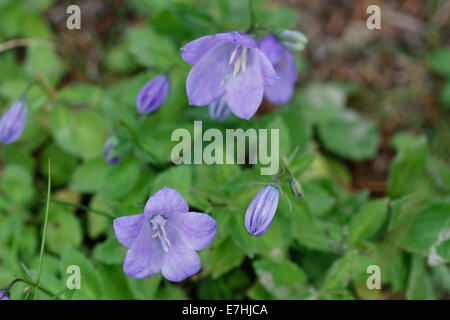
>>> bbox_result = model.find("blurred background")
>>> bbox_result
[0,0,449,300]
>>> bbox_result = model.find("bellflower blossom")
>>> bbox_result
[258,34,298,105]
[136,75,170,114]
[245,185,280,237]
[209,96,231,121]
[181,30,278,120]
[0,95,27,144]
[114,187,217,282]
[0,290,9,300]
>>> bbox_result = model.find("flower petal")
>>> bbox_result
[123,221,164,278]
[257,49,279,86]
[225,48,264,120]
[181,33,230,64]
[223,30,257,48]
[264,51,297,105]
[171,212,217,251]
[258,34,284,65]
[186,43,234,106]
[113,213,145,248]
[161,225,201,282]
[144,187,189,215]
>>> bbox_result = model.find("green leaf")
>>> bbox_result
[388,133,428,198]
[229,214,255,257]
[56,84,102,106]
[100,158,141,200]
[318,110,379,160]
[348,198,389,244]
[70,158,110,193]
[40,143,78,186]
[127,274,162,300]
[207,237,245,279]
[93,236,127,265]
[253,259,307,299]
[25,46,65,86]
[60,246,103,300]
[406,255,434,300]
[0,164,34,204]
[152,165,192,198]
[427,49,450,78]
[45,206,82,255]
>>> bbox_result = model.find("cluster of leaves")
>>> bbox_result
[0,0,449,300]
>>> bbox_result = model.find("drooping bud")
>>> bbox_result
[136,75,170,114]
[275,29,308,52]
[0,95,27,144]
[209,96,231,121]
[103,134,121,165]
[245,185,280,237]
[289,176,304,200]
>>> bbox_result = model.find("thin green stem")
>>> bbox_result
[248,0,256,28]
[34,159,51,300]
[51,199,115,220]
[120,120,161,165]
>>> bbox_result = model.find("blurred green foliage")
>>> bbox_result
[0,0,449,300]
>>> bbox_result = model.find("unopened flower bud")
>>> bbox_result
[289,176,304,200]
[0,95,27,144]
[276,29,308,52]
[245,185,280,237]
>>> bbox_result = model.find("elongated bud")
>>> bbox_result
[289,176,304,200]
[276,29,308,52]
[245,185,280,237]
[136,75,170,114]
[0,94,27,144]
[103,135,121,165]
[209,96,231,121]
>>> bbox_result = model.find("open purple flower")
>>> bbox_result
[245,185,280,237]
[258,34,297,105]
[0,95,27,144]
[136,75,170,114]
[181,31,278,120]
[0,290,9,300]
[114,187,217,282]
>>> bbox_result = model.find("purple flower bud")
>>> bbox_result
[103,143,121,164]
[0,290,10,300]
[0,96,27,144]
[136,75,170,114]
[245,185,280,237]
[209,96,231,121]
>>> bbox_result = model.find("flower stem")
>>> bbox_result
[50,199,115,220]
[34,159,51,300]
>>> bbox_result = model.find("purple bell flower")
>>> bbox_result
[0,95,27,144]
[258,34,298,105]
[209,96,231,121]
[0,290,9,300]
[114,187,217,282]
[136,75,170,114]
[245,185,280,237]
[181,30,279,120]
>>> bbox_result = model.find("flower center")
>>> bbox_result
[221,45,248,86]
[150,215,171,252]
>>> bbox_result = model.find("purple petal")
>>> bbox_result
[171,211,217,251]
[123,221,164,278]
[144,187,189,215]
[223,30,257,48]
[161,225,201,282]
[209,96,231,121]
[0,290,9,300]
[258,34,285,65]
[264,50,297,104]
[257,49,279,87]
[113,213,145,248]
[186,43,234,106]
[0,99,27,144]
[181,33,230,64]
[225,48,264,120]
[136,75,170,114]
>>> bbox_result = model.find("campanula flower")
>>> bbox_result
[209,96,231,121]
[136,75,170,114]
[258,34,298,105]
[103,135,121,164]
[245,185,280,237]
[114,187,217,282]
[0,95,27,144]
[181,30,278,120]
[0,290,9,300]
